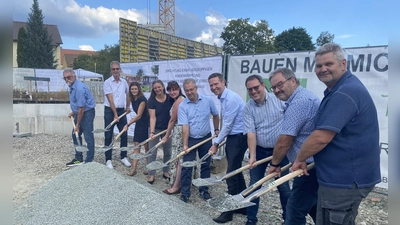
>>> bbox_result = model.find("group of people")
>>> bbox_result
[63,43,381,225]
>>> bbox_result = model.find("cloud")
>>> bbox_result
[193,9,228,46]
[79,45,95,51]
[337,34,354,39]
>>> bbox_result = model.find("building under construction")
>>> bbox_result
[119,17,223,63]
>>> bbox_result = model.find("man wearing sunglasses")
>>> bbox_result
[64,68,96,167]
[267,68,320,225]
[103,61,131,169]
[243,75,291,225]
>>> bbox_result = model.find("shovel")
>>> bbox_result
[92,111,128,133]
[126,129,167,154]
[145,134,217,171]
[129,133,172,160]
[70,116,89,152]
[192,156,273,187]
[96,129,127,152]
[207,163,315,212]
[181,140,227,168]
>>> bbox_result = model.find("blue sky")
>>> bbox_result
[13,0,396,51]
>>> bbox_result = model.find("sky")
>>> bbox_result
[13,0,397,51]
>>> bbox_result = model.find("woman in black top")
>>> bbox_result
[123,82,150,176]
[147,80,174,184]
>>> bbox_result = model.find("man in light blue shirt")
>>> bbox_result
[267,68,320,225]
[64,68,96,167]
[178,78,219,203]
[243,74,291,225]
[208,73,248,223]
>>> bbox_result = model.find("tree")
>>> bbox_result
[316,31,335,47]
[151,65,159,76]
[72,43,120,80]
[17,27,27,68]
[274,27,315,52]
[24,0,56,68]
[220,18,275,55]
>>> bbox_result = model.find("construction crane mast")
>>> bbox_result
[158,0,175,35]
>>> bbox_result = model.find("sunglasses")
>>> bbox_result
[246,84,261,92]
[112,68,120,71]
[63,75,73,80]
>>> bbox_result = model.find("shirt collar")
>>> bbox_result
[324,70,352,96]
[286,85,303,105]
[218,88,228,100]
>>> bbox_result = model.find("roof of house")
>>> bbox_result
[13,21,63,46]
[61,49,98,68]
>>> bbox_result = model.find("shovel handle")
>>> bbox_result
[105,111,128,129]
[133,129,168,150]
[249,163,315,201]
[241,163,292,197]
[220,156,273,181]
[70,116,79,137]
[148,133,173,153]
[168,134,217,164]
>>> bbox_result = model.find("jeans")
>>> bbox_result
[148,128,172,176]
[247,146,291,222]
[316,183,373,225]
[72,108,95,163]
[285,165,318,225]
[180,133,212,198]
[225,134,248,195]
[104,106,127,161]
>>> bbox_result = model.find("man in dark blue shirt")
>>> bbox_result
[292,43,381,225]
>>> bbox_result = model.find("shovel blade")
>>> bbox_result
[206,194,255,212]
[129,153,149,160]
[119,147,129,151]
[145,161,167,171]
[75,145,89,152]
[180,160,206,168]
[96,146,112,152]
[192,177,223,187]
[92,128,108,133]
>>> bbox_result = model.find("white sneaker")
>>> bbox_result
[120,157,131,167]
[106,160,114,169]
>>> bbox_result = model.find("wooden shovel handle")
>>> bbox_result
[251,163,315,200]
[148,133,173,152]
[220,156,273,180]
[70,116,79,137]
[133,129,167,150]
[242,163,292,197]
[105,111,128,129]
[173,134,217,160]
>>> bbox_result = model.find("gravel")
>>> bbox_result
[13,134,388,225]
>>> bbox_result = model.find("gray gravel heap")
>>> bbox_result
[14,162,216,225]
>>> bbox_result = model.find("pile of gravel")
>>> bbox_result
[14,162,216,225]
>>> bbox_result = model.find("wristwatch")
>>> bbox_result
[213,142,219,147]
[214,128,219,132]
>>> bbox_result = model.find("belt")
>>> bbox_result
[228,133,244,137]
[105,106,125,110]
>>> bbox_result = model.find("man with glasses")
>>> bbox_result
[267,68,320,225]
[63,68,96,167]
[208,73,248,223]
[103,61,131,169]
[292,43,380,225]
[243,75,291,225]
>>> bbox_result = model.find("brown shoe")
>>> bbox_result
[143,170,148,175]
[127,170,137,176]
[162,188,181,195]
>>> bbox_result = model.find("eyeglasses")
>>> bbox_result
[112,68,120,71]
[246,84,262,92]
[270,77,293,92]
[63,75,73,81]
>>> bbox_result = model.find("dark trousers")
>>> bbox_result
[225,133,248,195]
[72,108,95,163]
[180,133,212,198]
[104,106,127,161]
[247,146,292,222]
[316,183,373,225]
[285,165,318,225]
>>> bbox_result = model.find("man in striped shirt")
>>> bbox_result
[243,74,291,225]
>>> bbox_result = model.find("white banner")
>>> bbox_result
[227,46,388,188]
[120,56,223,139]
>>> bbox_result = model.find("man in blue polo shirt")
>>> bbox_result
[292,43,381,225]
[64,68,96,166]
[178,78,220,203]
[267,68,320,225]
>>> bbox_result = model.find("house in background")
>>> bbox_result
[13,21,63,69]
[60,49,98,69]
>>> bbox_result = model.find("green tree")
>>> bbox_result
[220,18,275,54]
[151,65,159,76]
[72,54,95,71]
[274,27,315,52]
[17,27,27,68]
[316,31,335,47]
[25,0,56,68]
[136,69,144,81]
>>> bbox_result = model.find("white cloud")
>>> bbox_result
[337,34,354,39]
[79,45,95,51]
[194,9,228,46]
